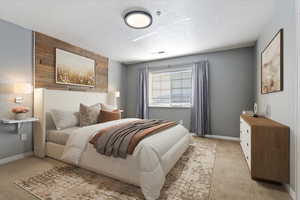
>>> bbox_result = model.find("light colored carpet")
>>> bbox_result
[15,138,216,200]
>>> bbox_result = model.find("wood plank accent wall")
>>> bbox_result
[34,32,108,92]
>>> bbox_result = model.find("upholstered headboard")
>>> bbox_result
[33,88,108,157]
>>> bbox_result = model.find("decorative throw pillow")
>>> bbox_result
[98,110,121,123]
[79,103,101,127]
[50,109,79,130]
[100,103,115,112]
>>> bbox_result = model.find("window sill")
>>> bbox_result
[148,106,191,109]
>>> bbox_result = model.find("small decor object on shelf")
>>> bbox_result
[12,106,30,120]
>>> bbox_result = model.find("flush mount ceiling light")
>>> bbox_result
[124,10,152,29]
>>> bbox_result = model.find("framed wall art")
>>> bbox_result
[261,29,283,94]
[56,48,96,87]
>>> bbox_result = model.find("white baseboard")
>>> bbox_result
[204,134,240,141]
[0,152,33,166]
[284,184,296,200]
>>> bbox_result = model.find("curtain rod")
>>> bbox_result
[146,58,208,70]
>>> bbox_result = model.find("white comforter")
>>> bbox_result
[62,118,191,200]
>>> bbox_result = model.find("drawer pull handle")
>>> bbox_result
[247,143,249,146]
[247,130,249,133]
[246,156,248,160]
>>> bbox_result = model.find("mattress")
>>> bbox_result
[47,127,79,145]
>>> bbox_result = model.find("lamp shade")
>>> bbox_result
[14,83,32,94]
[115,91,120,98]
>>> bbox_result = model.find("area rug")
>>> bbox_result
[15,138,216,200]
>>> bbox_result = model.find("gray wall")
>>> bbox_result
[0,19,33,159]
[126,47,255,138]
[0,20,128,160]
[255,0,296,190]
[108,60,127,116]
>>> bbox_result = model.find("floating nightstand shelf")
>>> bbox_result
[0,118,38,134]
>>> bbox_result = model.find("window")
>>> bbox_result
[149,69,192,107]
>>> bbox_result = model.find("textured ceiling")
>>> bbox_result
[0,0,274,64]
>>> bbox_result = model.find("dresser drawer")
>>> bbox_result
[240,117,251,169]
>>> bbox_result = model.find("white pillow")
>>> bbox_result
[100,103,115,112]
[50,109,79,130]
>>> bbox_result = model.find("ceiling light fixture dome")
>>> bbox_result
[124,10,152,29]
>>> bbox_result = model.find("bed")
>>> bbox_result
[33,88,191,200]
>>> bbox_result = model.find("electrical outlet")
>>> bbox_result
[20,134,27,141]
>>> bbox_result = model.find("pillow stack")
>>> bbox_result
[50,109,79,130]
[79,103,101,127]
[99,103,121,123]
[50,103,121,130]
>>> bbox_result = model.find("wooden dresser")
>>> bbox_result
[240,114,290,183]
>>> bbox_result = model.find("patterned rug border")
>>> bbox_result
[15,138,217,200]
[206,142,217,199]
[189,139,217,200]
[16,180,47,200]
[15,164,72,200]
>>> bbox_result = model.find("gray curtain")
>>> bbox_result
[190,61,210,136]
[136,68,149,119]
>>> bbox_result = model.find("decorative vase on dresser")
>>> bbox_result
[240,114,290,183]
